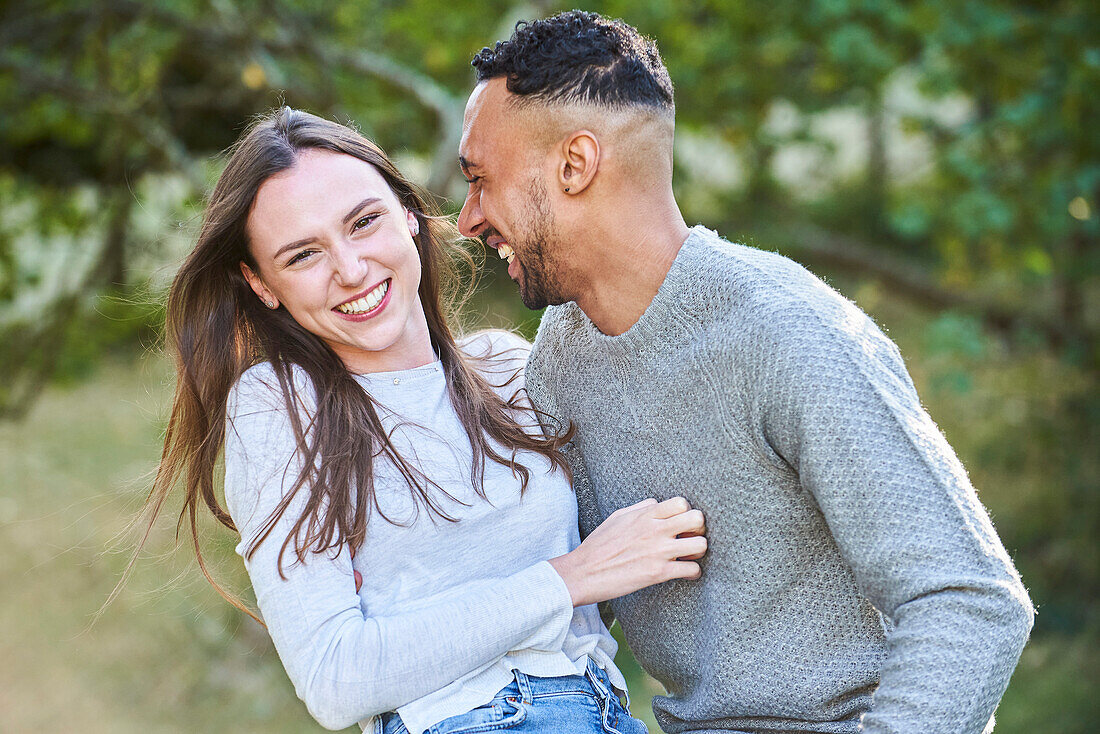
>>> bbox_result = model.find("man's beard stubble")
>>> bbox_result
[516,177,566,311]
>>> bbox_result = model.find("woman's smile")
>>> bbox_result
[334,278,392,319]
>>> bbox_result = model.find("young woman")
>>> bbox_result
[144,107,706,734]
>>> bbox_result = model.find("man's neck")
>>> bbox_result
[572,211,690,336]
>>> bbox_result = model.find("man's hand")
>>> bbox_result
[549,496,707,607]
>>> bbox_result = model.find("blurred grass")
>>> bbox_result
[1,264,1095,732]
[0,354,328,732]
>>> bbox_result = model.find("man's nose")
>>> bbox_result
[457,188,484,238]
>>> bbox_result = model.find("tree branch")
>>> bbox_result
[771,222,1084,347]
[0,193,134,419]
[0,55,207,191]
[259,32,465,195]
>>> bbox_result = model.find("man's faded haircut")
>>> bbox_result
[471,10,674,113]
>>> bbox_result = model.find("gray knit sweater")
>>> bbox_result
[524,226,1034,734]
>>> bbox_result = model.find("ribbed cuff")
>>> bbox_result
[513,560,575,651]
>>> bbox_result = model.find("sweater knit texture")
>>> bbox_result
[524,226,1034,734]
[224,330,623,734]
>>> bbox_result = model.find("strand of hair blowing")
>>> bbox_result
[119,109,574,625]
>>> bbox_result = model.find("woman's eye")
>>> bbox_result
[287,249,316,265]
[463,175,480,185]
[353,214,380,231]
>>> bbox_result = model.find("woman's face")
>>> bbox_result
[242,149,436,374]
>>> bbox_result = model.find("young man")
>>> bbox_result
[457,11,1033,734]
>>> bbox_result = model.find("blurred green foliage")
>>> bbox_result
[0,0,1097,731]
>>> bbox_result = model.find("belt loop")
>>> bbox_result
[514,668,534,704]
[587,659,630,710]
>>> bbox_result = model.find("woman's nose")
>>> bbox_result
[331,243,369,287]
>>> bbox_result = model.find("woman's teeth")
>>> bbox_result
[497,244,515,264]
[336,280,389,314]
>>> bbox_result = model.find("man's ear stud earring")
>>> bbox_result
[564,187,570,192]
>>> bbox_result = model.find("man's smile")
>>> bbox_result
[485,232,519,283]
[485,233,516,265]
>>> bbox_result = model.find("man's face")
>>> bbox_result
[457,79,569,310]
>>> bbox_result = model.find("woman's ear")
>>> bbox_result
[406,209,420,237]
[240,261,279,309]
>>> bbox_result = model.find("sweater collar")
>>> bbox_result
[567,225,713,359]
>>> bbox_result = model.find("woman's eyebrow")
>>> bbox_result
[342,197,383,225]
[272,197,385,261]
[273,237,315,261]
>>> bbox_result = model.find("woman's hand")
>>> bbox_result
[548,497,707,608]
[350,545,363,593]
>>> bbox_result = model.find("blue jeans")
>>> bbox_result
[378,660,648,734]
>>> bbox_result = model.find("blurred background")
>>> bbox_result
[1,1,1096,731]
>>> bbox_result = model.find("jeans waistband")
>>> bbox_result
[507,659,623,704]
[376,659,627,734]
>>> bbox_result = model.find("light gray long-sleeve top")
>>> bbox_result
[224,330,624,734]
[525,226,1034,734]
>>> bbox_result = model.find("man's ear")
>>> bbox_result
[240,261,279,309]
[558,130,600,195]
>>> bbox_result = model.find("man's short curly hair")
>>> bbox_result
[471,10,674,112]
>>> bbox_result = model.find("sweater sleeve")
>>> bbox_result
[224,366,574,731]
[756,309,1033,734]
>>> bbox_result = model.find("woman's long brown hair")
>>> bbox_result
[132,108,572,622]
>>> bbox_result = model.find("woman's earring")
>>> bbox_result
[265,299,275,309]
